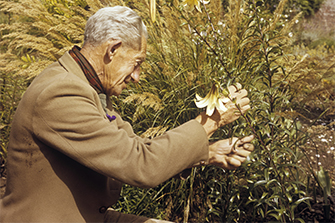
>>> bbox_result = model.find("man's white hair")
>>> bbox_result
[84,6,147,49]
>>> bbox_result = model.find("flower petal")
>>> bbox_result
[195,83,230,116]
[195,93,210,108]
[183,0,198,11]
[195,102,208,109]
[195,1,202,12]
[221,97,230,103]
[206,101,216,116]
[195,100,207,108]
[195,93,204,101]
[216,99,228,112]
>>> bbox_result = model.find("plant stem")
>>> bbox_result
[175,6,232,78]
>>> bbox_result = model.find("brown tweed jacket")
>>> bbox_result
[0,52,209,222]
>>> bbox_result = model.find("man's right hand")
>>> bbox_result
[207,135,255,170]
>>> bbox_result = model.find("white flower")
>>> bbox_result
[183,0,210,12]
[288,32,293,37]
[194,84,229,116]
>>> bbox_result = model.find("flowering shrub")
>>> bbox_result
[1,0,333,221]
[114,0,334,222]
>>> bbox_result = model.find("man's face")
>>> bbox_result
[102,37,147,96]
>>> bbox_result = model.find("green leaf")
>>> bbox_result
[268,213,281,221]
[293,197,312,206]
[254,180,267,187]
[26,54,31,63]
[266,179,279,189]
[294,218,306,223]
[286,192,293,203]
[317,167,332,196]
[21,56,28,62]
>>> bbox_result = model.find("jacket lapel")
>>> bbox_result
[58,51,108,120]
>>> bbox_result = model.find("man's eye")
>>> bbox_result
[135,62,142,68]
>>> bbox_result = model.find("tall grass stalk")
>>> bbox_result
[1,0,334,221]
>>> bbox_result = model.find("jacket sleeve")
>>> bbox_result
[32,76,209,188]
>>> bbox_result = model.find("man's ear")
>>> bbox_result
[106,40,122,62]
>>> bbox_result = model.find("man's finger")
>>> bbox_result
[236,97,250,107]
[243,143,254,152]
[231,150,251,158]
[233,83,242,91]
[236,135,254,146]
[228,83,242,94]
[235,89,248,98]
[228,85,236,95]
[235,135,254,149]
[239,104,251,114]
[226,157,242,168]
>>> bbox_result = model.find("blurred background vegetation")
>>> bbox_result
[1,0,334,222]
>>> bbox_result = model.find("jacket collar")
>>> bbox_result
[58,51,89,84]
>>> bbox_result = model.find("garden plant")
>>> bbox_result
[0,0,334,222]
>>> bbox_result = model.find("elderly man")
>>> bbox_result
[0,6,254,223]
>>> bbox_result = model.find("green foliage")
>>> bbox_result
[309,37,335,49]
[282,44,335,122]
[316,167,332,221]
[220,0,326,16]
[317,167,332,198]
[113,0,334,222]
[263,0,325,16]
[0,73,28,160]
[1,0,334,221]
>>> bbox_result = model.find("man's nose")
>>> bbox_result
[130,67,140,83]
